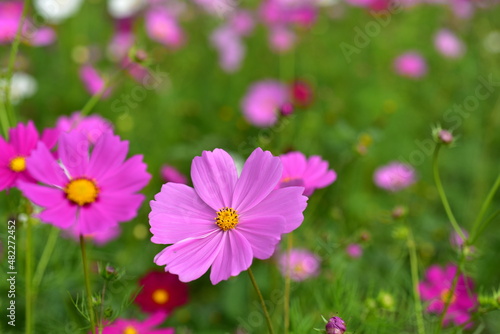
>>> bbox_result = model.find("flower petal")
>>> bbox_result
[27,142,67,187]
[191,149,238,210]
[99,155,150,193]
[154,231,224,283]
[243,187,307,233]
[18,181,65,207]
[87,132,129,180]
[77,204,116,235]
[58,131,89,177]
[237,215,285,259]
[209,230,253,284]
[37,199,78,230]
[232,148,282,212]
[96,192,145,223]
[150,183,217,244]
[9,121,39,156]
[280,151,307,179]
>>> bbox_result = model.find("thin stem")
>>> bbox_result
[98,281,107,334]
[469,173,500,243]
[33,227,59,292]
[470,210,500,245]
[25,218,34,334]
[406,223,425,334]
[4,0,29,126]
[0,97,10,138]
[247,268,275,334]
[80,235,97,334]
[432,144,465,240]
[284,233,293,334]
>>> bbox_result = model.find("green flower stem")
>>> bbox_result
[25,218,34,334]
[406,222,425,334]
[0,98,10,138]
[284,233,293,334]
[432,144,465,241]
[469,173,500,243]
[470,210,500,245]
[4,0,29,126]
[80,235,97,334]
[248,268,275,334]
[32,227,60,293]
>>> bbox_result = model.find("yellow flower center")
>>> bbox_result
[123,326,138,334]
[152,288,169,305]
[440,289,456,304]
[65,178,99,206]
[9,156,26,172]
[215,207,239,231]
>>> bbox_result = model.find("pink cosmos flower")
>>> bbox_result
[393,52,428,78]
[98,311,174,334]
[278,248,320,281]
[229,10,255,36]
[373,162,416,192]
[79,65,112,98]
[241,80,290,127]
[260,0,317,27]
[434,29,465,59]
[108,18,135,61]
[211,26,245,73]
[419,264,478,328]
[18,132,151,235]
[0,121,58,191]
[0,1,56,46]
[150,148,308,284]
[269,25,296,53]
[278,151,336,196]
[145,8,184,49]
[56,112,113,144]
[63,225,121,246]
[161,165,188,184]
[346,243,363,258]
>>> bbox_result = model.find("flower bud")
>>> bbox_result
[325,316,346,334]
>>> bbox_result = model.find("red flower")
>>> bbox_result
[134,271,189,314]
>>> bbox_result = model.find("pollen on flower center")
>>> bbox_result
[65,178,99,206]
[152,288,169,304]
[9,156,26,172]
[123,326,138,334]
[440,289,456,304]
[215,207,239,231]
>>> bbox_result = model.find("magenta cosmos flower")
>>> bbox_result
[241,80,290,127]
[393,52,428,78]
[57,112,113,144]
[419,264,478,328]
[373,162,416,192]
[134,271,189,314]
[278,151,336,196]
[145,7,184,49]
[0,121,58,191]
[345,243,363,258]
[99,311,174,334]
[18,131,150,235]
[150,148,308,284]
[278,248,320,281]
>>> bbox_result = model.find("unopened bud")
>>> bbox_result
[325,316,346,334]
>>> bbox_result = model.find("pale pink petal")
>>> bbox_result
[27,142,67,187]
[191,149,238,210]
[237,215,285,259]
[150,183,217,244]
[232,148,282,212]
[210,230,253,284]
[154,231,224,282]
[29,27,56,46]
[243,187,306,233]
[281,151,307,179]
[58,131,89,177]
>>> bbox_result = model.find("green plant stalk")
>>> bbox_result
[248,268,275,334]
[469,173,500,243]
[98,281,107,334]
[25,218,34,334]
[80,235,97,334]
[32,227,60,292]
[4,0,29,126]
[432,144,465,241]
[470,210,500,245]
[284,233,293,334]
[406,224,425,334]
[0,99,10,138]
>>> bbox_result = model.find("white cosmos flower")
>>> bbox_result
[34,0,84,23]
[108,0,147,18]
[0,72,38,104]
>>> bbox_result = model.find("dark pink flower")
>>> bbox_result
[279,151,336,196]
[161,165,187,184]
[393,52,428,79]
[150,148,308,284]
[18,132,151,235]
[0,121,58,191]
[134,271,189,314]
[419,264,478,328]
[291,79,313,108]
[98,311,174,334]
[346,243,363,258]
